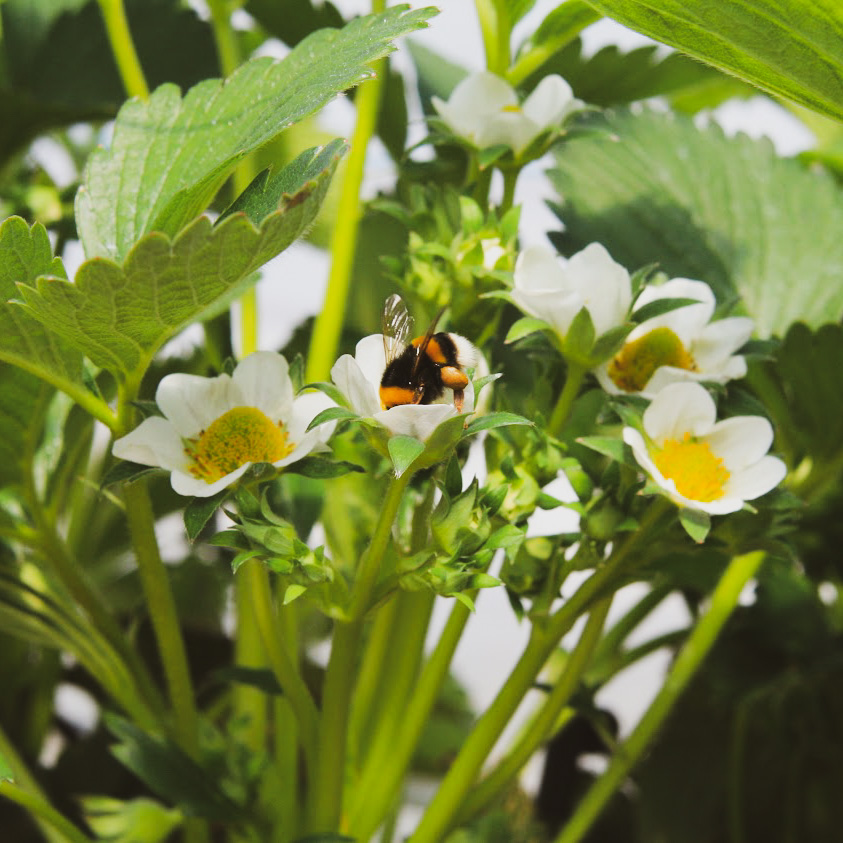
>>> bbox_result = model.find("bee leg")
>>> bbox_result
[453,389,465,414]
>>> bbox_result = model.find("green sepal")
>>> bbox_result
[462,412,533,438]
[679,506,711,543]
[283,456,365,478]
[300,381,350,407]
[450,592,476,612]
[505,316,553,344]
[631,296,703,324]
[388,434,426,478]
[231,550,263,573]
[485,525,526,551]
[184,490,230,542]
[476,144,510,169]
[306,406,360,432]
[561,305,596,361]
[283,584,308,605]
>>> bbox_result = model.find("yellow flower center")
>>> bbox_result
[186,406,292,484]
[653,432,730,502]
[608,326,696,392]
[501,103,522,113]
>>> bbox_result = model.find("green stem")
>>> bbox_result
[548,361,588,437]
[96,0,149,100]
[246,561,319,769]
[553,550,765,843]
[409,501,668,843]
[499,168,519,215]
[207,0,241,78]
[348,597,473,839]
[305,0,387,383]
[306,469,412,833]
[0,782,92,843]
[472,164,494,211]
[458,595,613,823]
[122,481,200,755]
[473,0,508,74]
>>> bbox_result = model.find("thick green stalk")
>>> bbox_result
[96,0,149,100]
[473,0,508,74]
[548,361,588,437]
[305,0,387,383]
[246,561,319,768]
[306,469,412,833]
[553,551,766,843]
[122,481,200,756]
[457,595,613,823]
[409,502,668,843]
[348,598,473,838]
[499,167,519,215]
[0,782,92,843]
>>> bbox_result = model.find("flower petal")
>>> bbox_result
[522,75,575,127]
[170,463,251,498]
[514,244,567,293]
[632,278,714,342]
[374,403,457,440]
[233,351,293,422]
[642,382,716,442]
[433,72,517,143]
[112,417,188,472]
[692,317,754,369]
[703,415,774,470]
[565,243,631,334]
[725,456,787,501]
[285,392,337,446]
[355,334,389,388]
[331,353,381,417]
[156,372,239,437]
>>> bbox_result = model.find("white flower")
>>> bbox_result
[596,278,754,398]
[623,382,786,515]
[512,243,632,340]
[113,352,336,497]
[330,334,477,441]
[432,72,581,157]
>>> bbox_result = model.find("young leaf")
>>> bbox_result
[105,715,245,822]
[283,584,308,605]
[306,407,360,432]
[585,0,843,122]
[76,5,434,262]
[631,297,702,324]
[388,435,425,478]
[549,108,843,336]
[20,142,344,379]
[505,316,551,344]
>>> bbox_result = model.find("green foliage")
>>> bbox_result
[388,435,426,478]
[20,141,344,379]
[549,108,843,336]
[586,0,843,121]
[75,5,433,263]
[0,0,218,164]
[80,795,182,843]
[245,0,344,48]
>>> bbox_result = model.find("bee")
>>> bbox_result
[379,294,478,413]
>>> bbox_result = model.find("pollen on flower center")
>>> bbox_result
[653,432,730,502]
[186,406,292,483]
[501,104,521,113]
[608,326,696,392]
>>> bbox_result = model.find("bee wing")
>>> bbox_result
[382,294,414,364]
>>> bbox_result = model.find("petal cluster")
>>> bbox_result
[432,72,580,157]
[331,334,476,441]
[623,382,786,515]
[513,243,632,340]
[113,352,335,497]
[596,278,753,398]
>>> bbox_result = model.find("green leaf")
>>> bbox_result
[76,5,434,262]
[585,0,843,121]
[283,456,364,478]
[306,406,360,432]
[451,592,476,612]
[505,316,552,344]
[562,305,596,359]
[549,108,843,336]
[105,715,244,822]
[184,491,229,542]
[485,525,526,551]
[283,584,308,605]
[679,507,711,542]
[81,795,182,843]
[388,435,426,478]
[0,0,218,164]
[20,142,343,378]
[462,412,533,438]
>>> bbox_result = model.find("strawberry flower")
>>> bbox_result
[113,352,335,497]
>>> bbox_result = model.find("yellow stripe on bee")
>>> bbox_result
[412,335,447,364]
[380,385,417,409]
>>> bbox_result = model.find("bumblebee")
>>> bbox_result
[379,295,477,413]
